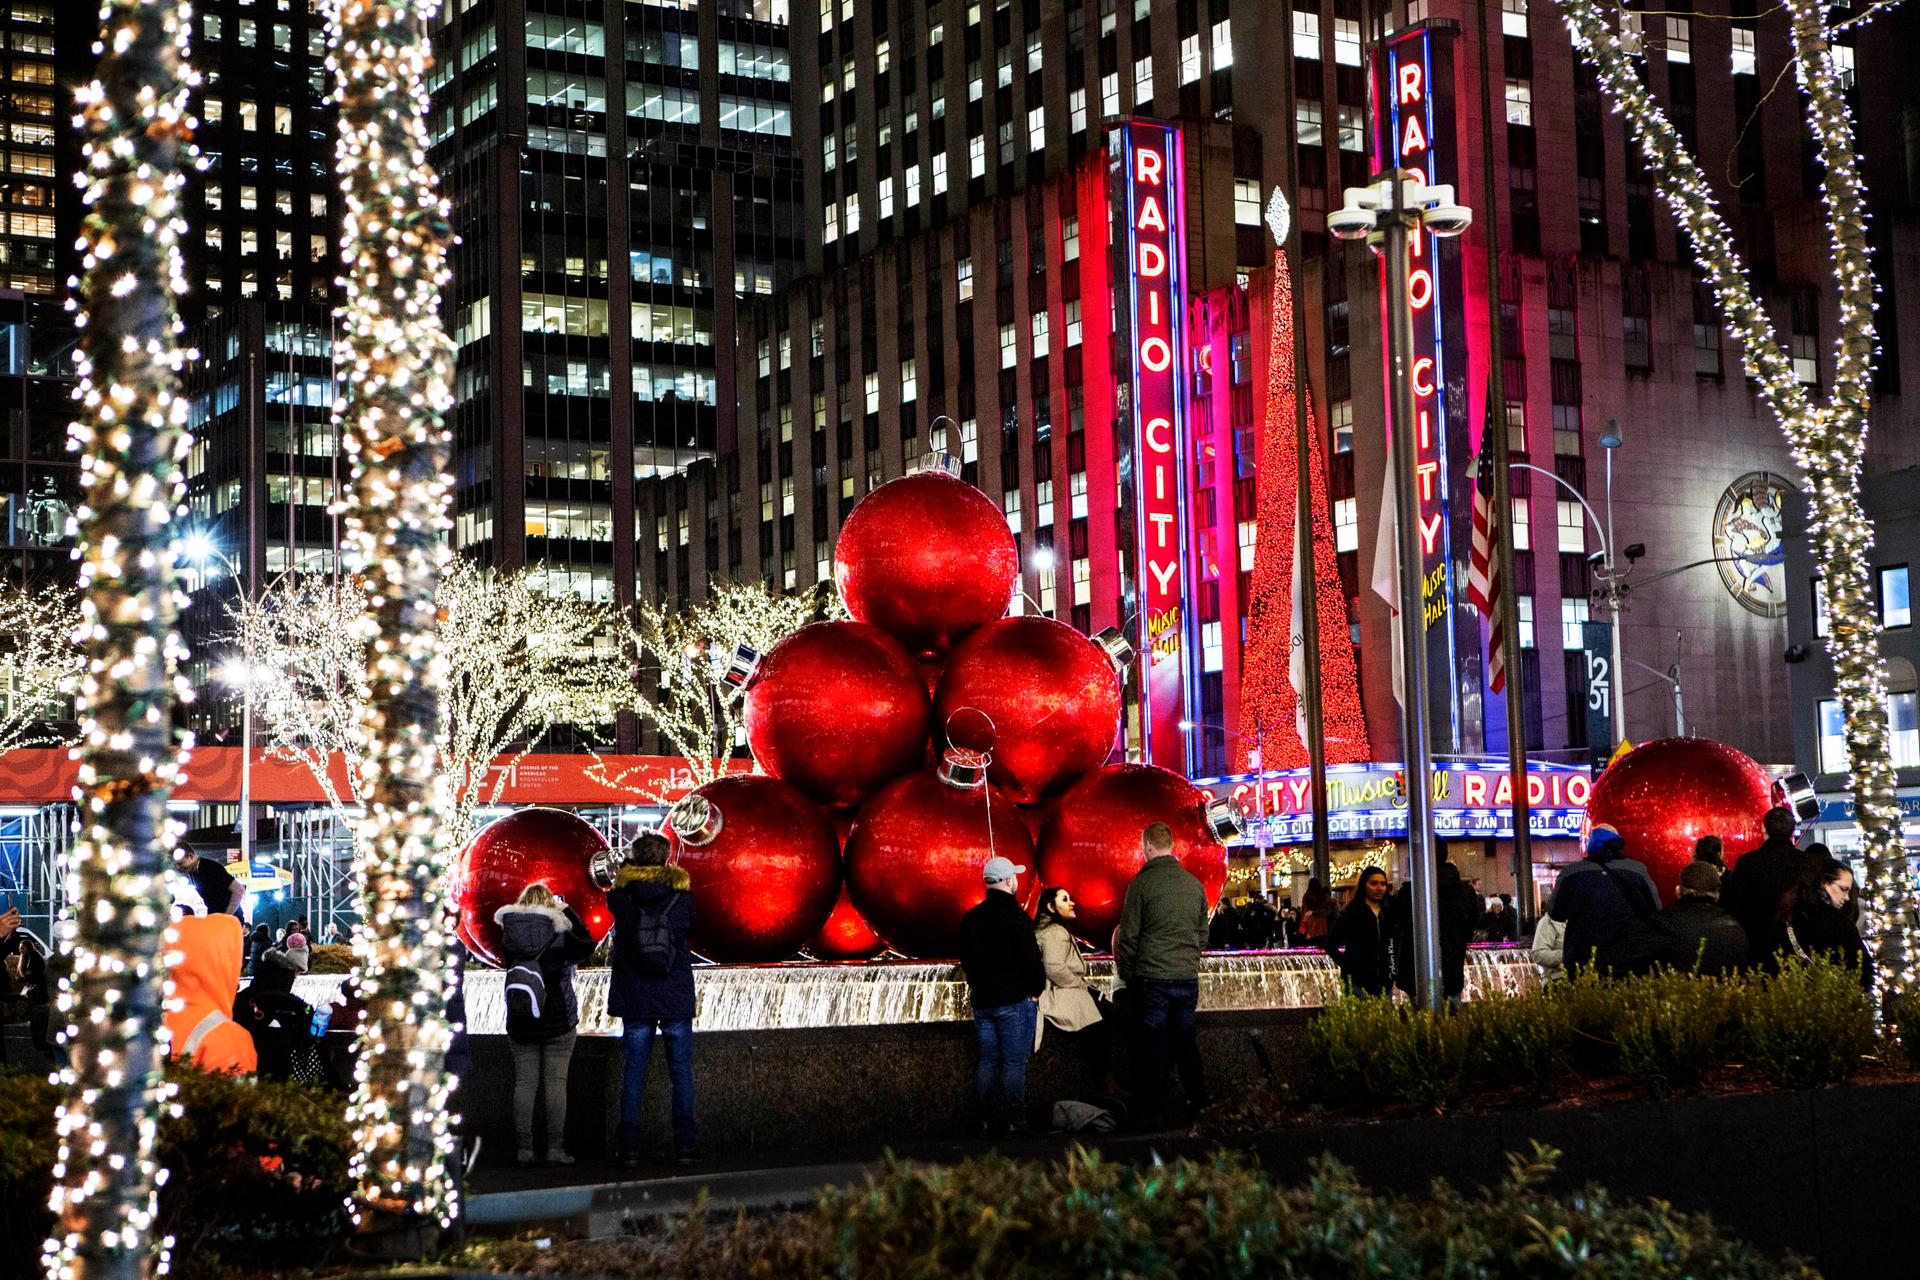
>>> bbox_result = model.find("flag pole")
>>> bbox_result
[1280,0,1332,886]
[1473,0,1535,923]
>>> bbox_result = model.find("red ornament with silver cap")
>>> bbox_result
[738,619,931,810]
[1583,736,1780,905]
[1034,764,1243,946]
[451,807,619,967]
[843,749,1037,958]
[832,453,1020,658]
[933,620,1132,805]
[665,775,842,962]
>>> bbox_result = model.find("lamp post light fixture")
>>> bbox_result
[1329,167,1471,1012]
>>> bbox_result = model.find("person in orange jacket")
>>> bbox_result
[164,912,257,1074]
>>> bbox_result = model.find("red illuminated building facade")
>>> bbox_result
[638,0,1920,783]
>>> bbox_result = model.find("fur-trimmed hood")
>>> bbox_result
[494,902,572,962]
[615,864,691,891]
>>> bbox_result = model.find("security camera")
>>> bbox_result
[1422,202,1474,237]
[1586,550,1607,566]
[1327,205,1377,241]
[1624,542,1646,563]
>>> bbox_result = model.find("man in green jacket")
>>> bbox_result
[1115,821,1209,1126]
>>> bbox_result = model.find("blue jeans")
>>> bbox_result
[973,998,1038,1124]
[618,1018,698,1154]
[1135,978,1207,1121]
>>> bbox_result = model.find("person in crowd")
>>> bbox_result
[959,855,1047,1137]
[1720,806,1806,966]
[250,928,311,996]
[164,910,256,1073]
[608,831,699,1168]
[1296,878,1335,943]
[1116,822,1210,1128]
[1481,894,1518,943]
[0,905,52,1066]
[1545,825,1658,973]
[1531,911,1567,983]
[1692,835,1726,871]
[1387,862,1482,1001]
[1323,866,1394,996]
[320,920,344,945]
[176,847,245,917]
[496,882,593,1166]
[1276,901,1299,947]
[1607,860,1749,977]
[1032,886,1122,1092]
[1784,852,1872,990]
[246,922,272,977]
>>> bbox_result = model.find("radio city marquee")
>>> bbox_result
[1111,118,1196,772]
[1194,761,1592,844]
[1373,23,1479,740]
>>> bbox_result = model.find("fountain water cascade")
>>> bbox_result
[290,947,1540,1035]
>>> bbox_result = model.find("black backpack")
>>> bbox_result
[503,960,546,1038]
[623,894,678,978]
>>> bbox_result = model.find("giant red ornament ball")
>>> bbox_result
[1583,737,1775,905]
[934,616,1124,805]
[1036,764,1232,946]
[807,886,888,960]
[742,620,931,809]
[844,769,1036,958]
[452,808,615,968]
[666,775,842,962]
[833,469,1019,657]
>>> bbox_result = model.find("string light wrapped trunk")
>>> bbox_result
[43,0,196,1273]
[330,0,462,1245]
[1555,0,1913,1015]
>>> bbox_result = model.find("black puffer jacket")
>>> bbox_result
[495,901,594,1043]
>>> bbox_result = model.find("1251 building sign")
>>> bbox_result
[1110,118,1196,773]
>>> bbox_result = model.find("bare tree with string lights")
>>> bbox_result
[1554,0,1915,1014]
[331,0,461,1250]
[598,579,843,799]
[43,0,197,1273]
[226,561,631,846]
[0,581,84,755]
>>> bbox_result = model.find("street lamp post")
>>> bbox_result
[1331,168,1472,1012]
[183,534,254,868]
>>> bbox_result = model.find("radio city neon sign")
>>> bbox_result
[1378,33,1454,627]
[1221,765,1592,819]
[1114,118,1194,770]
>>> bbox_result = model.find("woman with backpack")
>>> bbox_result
[496,882,594,1166]
[607,831,699,1168]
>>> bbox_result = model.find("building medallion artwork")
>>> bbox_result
[1712,471,1794,618]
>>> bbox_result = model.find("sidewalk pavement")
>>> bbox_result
[464,1125,1216,1239]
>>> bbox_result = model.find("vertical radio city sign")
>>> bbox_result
[1372,23,1476,744]
[1110,119,1196,773]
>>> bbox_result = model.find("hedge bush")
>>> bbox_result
[0,1065,351,1280]
[306,943,353,974]
[1304,960,1878,1109]
[454,1144,1819,1279]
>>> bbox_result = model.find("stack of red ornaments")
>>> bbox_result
[664,460,1240,962]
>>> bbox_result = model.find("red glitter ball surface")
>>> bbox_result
[833,470,1018,657]
[1584,737,1775,905]
[453,808,615,968]
[844,769,1037,959]
[807,886,888,960]
[666,775,842,963]
[1036,765,1230,947]
[742,620,932,810]
[933,616,1123,805]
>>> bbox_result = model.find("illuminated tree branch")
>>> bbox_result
[0,582,84,756]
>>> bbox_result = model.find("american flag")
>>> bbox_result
[1466,421,1507,694]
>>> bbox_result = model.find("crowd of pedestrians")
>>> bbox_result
[1532,806,1871,987]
